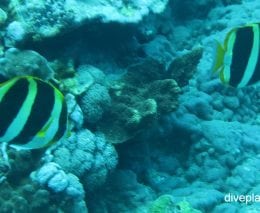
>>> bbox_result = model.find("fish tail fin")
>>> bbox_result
[212,39,225,74]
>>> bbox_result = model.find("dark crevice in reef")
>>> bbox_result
[115,125,194,183]
[21,21,139,62]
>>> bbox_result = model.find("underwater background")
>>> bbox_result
[0,0,260,212]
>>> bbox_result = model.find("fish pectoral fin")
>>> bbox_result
[212,39,225,73]
[36,130,46,138]
[36,117,54,138]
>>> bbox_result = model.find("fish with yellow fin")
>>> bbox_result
[0,76,68,151]
[212,23,260,87]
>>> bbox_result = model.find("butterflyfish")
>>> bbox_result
[0,76,68,150]
[212,23,260,87]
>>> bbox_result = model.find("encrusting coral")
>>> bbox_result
[98,48,203,144]
[167,47,203,87]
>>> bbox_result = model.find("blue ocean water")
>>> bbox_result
[0,0,259,212]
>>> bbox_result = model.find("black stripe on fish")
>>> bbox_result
[10,78,55,145]
[0,78,29,137]
[53,95,68,142]
[248,25,260,85]
[229,26,254,87]
[248,53,260,85]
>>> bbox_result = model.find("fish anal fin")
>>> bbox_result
[219,67,227,84]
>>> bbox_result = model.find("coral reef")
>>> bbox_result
[174,200,202,213]
[167,47,203,87]
[9,0,75,41]
[65,93,84,130]
[149,195,202,213]
[80,83,111,124]
[149,194,175,213]
[98,58,180,143]
[0,8,7,26]
[8,0,169,40]
[0,0,259,212]
[0,181,56,213]
[5,21,27,46]
[0,149,72,213]
[87,169,156,212]
[141,35,176,65]
[51,130,118,191]
[171,0,242,20]
[0,158,9,184]
[31,162,87,212]
[98,48,202,144]
[59,64,111,125]
[59,65,106,96]
[0,48,54,80]
[114,71,259,211]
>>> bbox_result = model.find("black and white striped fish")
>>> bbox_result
[212,23,260,87]
[0,76,68,150]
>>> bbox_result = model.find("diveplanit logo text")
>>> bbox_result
[224,193,260,205]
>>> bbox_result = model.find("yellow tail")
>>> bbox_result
[212,40,225,73]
